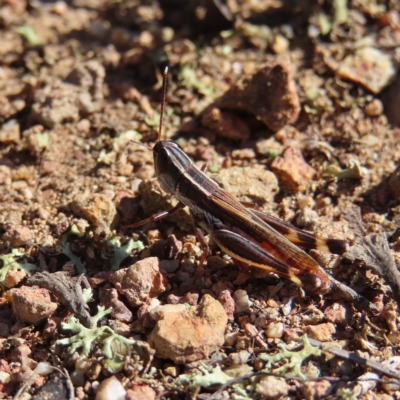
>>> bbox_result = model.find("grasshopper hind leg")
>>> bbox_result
[210,229,379,314]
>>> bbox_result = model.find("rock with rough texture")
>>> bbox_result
[270,147,316,192]
[256,376,290,399]
[337,47,396,94]
[214,63,300,132]
[71,193,118,236]
[324,303,349,325]
[212,165,278,205]
[3,270,27,289]
[11,286,58,324]
[265,321,284,338]
[0,119,20,144]
[148,294,228,363]
[300,379,332,400]
[99,287,133,323]
[3,224,34,247]
[201,108,250,140]
[137,298,161,328]
[218,290,235,322]
[32,61,105,129]
[110,257,167,307]
[149,304,188,322]
[126,384,156,400]
[306,323,336,342]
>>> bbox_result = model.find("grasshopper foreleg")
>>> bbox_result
[123,201,185,230]
[192,224,210,283]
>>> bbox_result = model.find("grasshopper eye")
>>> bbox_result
[155,148,170,175]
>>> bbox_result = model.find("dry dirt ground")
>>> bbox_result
[1,0,400,399]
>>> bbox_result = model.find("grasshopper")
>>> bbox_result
[126,68,378,315]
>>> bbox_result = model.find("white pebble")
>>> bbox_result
[95,376,126,400]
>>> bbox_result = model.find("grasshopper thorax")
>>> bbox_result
[153,140,192,194]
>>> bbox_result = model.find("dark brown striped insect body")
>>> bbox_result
[126,67,378,315]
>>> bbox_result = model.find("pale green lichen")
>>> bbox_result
[172,364,253,399]
[61,225,86,273]
[105,237,144,271]
[178,65,214,97]
[321,159,367,180]
[336,388,358,400]
[333,0,348,24]
[17,26,42,46]
[0,249,38,285]
[144,112,160,128]
[82,287,93,304]
[173,365,232,390]
[257,335,321,379]
[57,306,136,372]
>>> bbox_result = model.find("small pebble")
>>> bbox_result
[265,321,284,339]
[256,376,289,399]
[306,323,336,342]
[109,257,167,307]
[364,99,383,117]
[233,289,251,313]
[95,376,126,400]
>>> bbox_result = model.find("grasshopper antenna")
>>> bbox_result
[129,140,152,151]
[158,66,168,142]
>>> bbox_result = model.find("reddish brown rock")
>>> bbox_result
[324,303,349,325]
[214,63,300,132]
[300,380,332,400]
[99,286,133,323]
[218,290,235,322]
[42,317,61,338]
[148,294,228,363]
[11,286,57,324]
[110,257,166,307]
[115,190,138,223]
[201,108,250,141]
[270,147,316,192]
[337,47,396,94]
[3,224,34,247]
[3,270,27,289]
[89,271,113,288]
[126,384,156,400]
[137,298,161,328]
[244,323,259,338]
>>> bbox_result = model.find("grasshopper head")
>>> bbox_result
[153,140,192,194]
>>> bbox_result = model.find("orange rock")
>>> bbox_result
[148,294,228,363]
[270,147,316,192]
[11,286,57,324]
[306,322,336,342]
